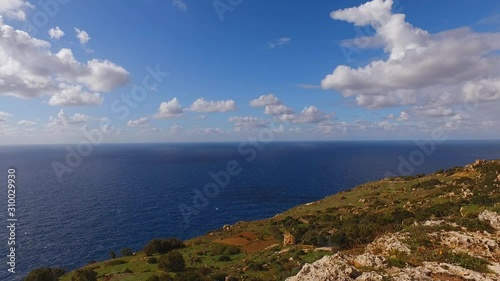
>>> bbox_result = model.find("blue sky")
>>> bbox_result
[0,0,500,144]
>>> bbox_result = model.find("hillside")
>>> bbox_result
[25,160,500,281]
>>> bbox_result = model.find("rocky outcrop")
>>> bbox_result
[287,212,500,281]
[283,232,296,246]
[285,253,361,281]
[366,233,411,255]
[479,210,500,231]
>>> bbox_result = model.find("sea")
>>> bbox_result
[0,140,499,280]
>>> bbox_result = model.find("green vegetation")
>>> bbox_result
[158,251,185,272]
[30,160,500,281]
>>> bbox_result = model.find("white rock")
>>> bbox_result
[354,253,386,269]
[479,210,500,231]
[285,253,362,281]
[366,234,411,255]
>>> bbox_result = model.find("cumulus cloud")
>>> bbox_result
[74,28,90,44]
[268,37,291,49]
[229,116,269,131]
[250,94,281,107]
[322,0,500,111]
[172,0,187,11]
[0,111,11,122]
[47,110,91,131]
[48,84,103,106]
[49,27,65,40]
[0,22,129,105]
[18,120,36,126]
[189,98,237,113]
[0,0,32,20]
[154,98,184,119]
[291,106,332,124]
[127,117,150,127]
[264,104,294,115]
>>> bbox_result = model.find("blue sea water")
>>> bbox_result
[0,141,499,280]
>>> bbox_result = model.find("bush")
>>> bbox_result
[71,268,97,281]
[218,255,231,262]
[123,268,133,273]
[104,259,127,266]
[210,244,241,256]
[158,251,185,272]
[144,238,185,256]
[147,257,158,264]
[173,272,209,281]
[109,250,116,259]
[24,267,65,281]
[121,248,134,256]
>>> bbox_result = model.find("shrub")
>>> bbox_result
[24,267,65,281]
[121,248,134,256]
[104,259,127,266]
[123,268,133,273]
[144,238,185,256]
[173,272,209,281]
[218,255,231,262]
[109,250,116,259]
[71,268,98,281]
[158,251,185,272]
[147,257,158,264]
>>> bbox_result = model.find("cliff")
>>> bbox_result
[27,160,500,281]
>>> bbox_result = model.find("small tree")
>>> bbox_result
[121,248,134,257]
[158,251,185,272]
[109,250,117,259]
[71,268,97,281]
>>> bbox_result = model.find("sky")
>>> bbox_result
[0,0,500,144]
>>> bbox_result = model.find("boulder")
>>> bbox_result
[479,210,500,231]
[285,253,361,281]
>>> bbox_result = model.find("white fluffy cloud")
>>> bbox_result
[48,84,103,106]
[49,27,65,40]
[0,111,11,122]
[0,0,32,20]
[264,104,294,115]
[250,94,281,107]
[154,98,184,119]
[291,106,332,124]
[18,120,36,126]
[0,22,129,105]
[74,28,90,44]
[128,117,150,127]
[47,110,91,131]
[268,37,291,49]
[322,0,500,110]
[189,98,237,113]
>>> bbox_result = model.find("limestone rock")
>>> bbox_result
[430,231,499,259]
[353,253,386,269]
[356,272,384,281]
[366,234,411,255]
[285,253,361,281]
[479,210,500,231]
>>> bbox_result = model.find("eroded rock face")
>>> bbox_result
[430,231,499,259]
[353,253,386,269]
[285,253,361,281]
[479,210,500,231]
[366,233,411,255]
